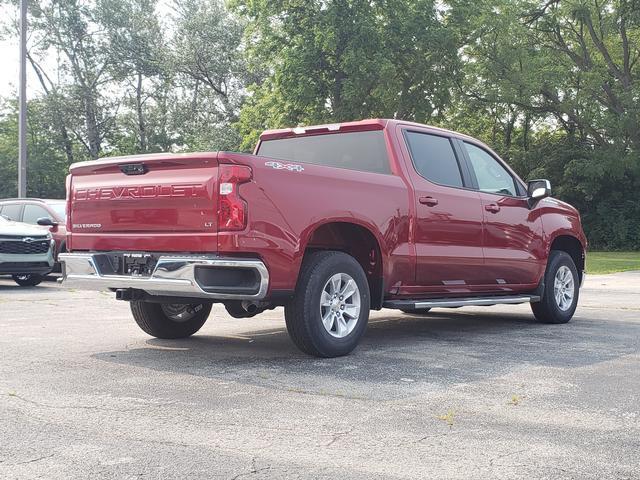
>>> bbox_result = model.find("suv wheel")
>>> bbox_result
[285,251,370,357]
[130,301,212,339]
[12,274,44,287]
[531,250,579,324]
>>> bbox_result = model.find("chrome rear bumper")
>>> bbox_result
[59,253,269,300]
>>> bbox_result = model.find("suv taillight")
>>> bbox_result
[218,164,252,231]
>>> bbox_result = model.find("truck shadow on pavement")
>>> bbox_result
[93,309,640,400]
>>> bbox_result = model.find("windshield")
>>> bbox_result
[0,215,7,223]
[50,203,67,220]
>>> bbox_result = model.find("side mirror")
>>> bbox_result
[37,217,58,227]
[527,179,551,208]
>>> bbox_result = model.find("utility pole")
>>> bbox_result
[18,0,27,198]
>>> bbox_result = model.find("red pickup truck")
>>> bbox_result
[60,119,586,357]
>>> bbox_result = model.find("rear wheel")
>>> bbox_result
[285,251,370,357]
[400,307,431,315]
[12,274,44,287]
[130,301,211,339]
[531,250,579,324]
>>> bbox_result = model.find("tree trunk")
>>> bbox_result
[84,90,101,159]
[523,112,530,152]
[136,72,147,152]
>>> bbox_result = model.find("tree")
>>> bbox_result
[0,99,70,198]
[30,0,119,159]
[98,0,166,152]
[232,0,459,149]
[169,0,248,150]
[451,0,640,151]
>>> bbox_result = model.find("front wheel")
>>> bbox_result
[285,251,370,357]
[12,274,44,287]
[130,301,212,339]
[531,250,579,324]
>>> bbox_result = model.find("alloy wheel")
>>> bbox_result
[319,273,361,338]
[553,265,575,311]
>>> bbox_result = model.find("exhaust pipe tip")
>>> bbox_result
[225,300,270,318]
[242,301,259,314]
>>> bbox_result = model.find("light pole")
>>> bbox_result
[18,0,27,198]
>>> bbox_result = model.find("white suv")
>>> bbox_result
[0,215,55,286]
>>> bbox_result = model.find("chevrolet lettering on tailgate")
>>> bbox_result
[74,184,208,201]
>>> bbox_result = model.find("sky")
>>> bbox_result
[0,2,34,100]
[0,1,174,99]
[0,37,21,98]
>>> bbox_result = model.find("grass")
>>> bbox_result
[437,410,455,428]
[508,395,521,406]
[586,251,640,274]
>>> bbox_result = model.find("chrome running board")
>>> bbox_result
[384,295,540,310]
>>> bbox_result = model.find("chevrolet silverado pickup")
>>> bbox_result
[59,119,586,357]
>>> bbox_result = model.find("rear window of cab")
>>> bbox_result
[257,130,390,174]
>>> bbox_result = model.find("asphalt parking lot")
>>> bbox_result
[1,273,639,479]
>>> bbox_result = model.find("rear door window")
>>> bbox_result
[257,130,390,174]
[404,131,464,188]
[1,204,23,221]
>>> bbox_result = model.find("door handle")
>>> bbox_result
[419,196,438,206]
[485,203,500,213]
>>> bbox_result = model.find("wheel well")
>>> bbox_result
[303,222,384,310]
[550,235,585,281]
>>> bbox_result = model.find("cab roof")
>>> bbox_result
[259,118,476,142]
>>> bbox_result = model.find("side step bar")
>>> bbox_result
[384,295,541,310]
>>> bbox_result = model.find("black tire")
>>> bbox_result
[285,251,370,357]
[400,307,432,315]
[12,274,44,287]
[531,250,579,324]
[130,301,212,339]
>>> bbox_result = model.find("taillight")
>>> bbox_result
[218,164,252,231]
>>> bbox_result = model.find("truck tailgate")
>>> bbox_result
[68,153,219,252]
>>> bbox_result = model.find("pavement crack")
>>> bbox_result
[488,448,528,466]
[7,393,140,413]
[229,457,270,480]
[323,427,354,447]
[7,453,54,466]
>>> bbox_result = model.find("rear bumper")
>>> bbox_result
[59,253,269,300]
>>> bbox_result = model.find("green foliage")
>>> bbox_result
[443,0,640,249]
[516,138,640,250]
[232,0,459,150]
[0,100,70,198]
[587,251,640,274]
[0,106,18,198]
[169,0,248,151]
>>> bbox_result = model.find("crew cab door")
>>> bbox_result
[397,127,486,291]
[458,140,545,287]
